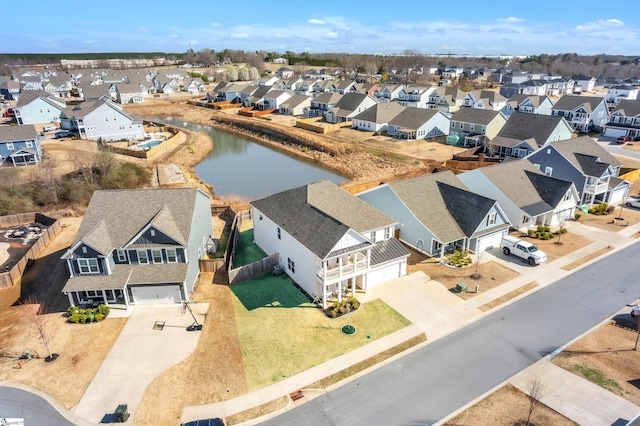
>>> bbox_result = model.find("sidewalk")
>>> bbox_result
[180,221,640,425]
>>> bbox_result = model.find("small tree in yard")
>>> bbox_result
[524,378,545,426]
[24,296,58,362]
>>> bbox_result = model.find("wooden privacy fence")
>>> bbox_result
[104,129,185,159]
[198,258,225,273]
[619,168,640,182]
[0,213,60,289]
[296,118,351,134]
[228,253,279,285]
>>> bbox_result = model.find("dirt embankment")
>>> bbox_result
[124,100,429,187]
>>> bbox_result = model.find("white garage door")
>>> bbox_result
[130,285,182,304]
[603,127,626,138]
[478,232,504,252]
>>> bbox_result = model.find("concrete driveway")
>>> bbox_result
[72,304,206,424]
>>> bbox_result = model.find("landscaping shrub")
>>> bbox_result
[445,250,472,267]
[588,203,609,215]
[574,213,582,221]
[326,298,360,318]
[527,229,536,237]
[66,304,110,323]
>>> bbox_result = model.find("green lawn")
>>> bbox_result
[230,273,412,390]
[233,228,267,267]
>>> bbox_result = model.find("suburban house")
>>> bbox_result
[325,93,377,124]
[502,94,554,117]
[183,77,206,94]
[77,82,113,101]
[115,84,145,104]
[525,136,629,206]
[374,84,405,102]
[573,76,597,93]
[386,107,450,140]
[295,79,323,97]
[551,95,609,132]
[0,125,42,166]
[263,90,292,110]
[60,98,144,142]
[426,87,465,113]
[278,94,311,116]
[458,160,579,230]
[276,67,295,79]
[43,76,73,98]
[447,108,507,146]
[356,171,511,259]
[397,85,436,108]
[0,79,20,100]
[240,85,272,108]
[605,85,639,105]
[328,80,359,94]
[603,100,640,139]
[251,181,410,309]
[14,94,66,125]
[462,90,508,111]
[61,187,214,308]
[495,112,574,149]
[303,92,343,118]
[351,102,406,132]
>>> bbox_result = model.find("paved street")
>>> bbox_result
[263,241,640,425]
[0,385,80,426]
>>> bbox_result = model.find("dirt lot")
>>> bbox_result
[552,313,640,406]
[444,383,577,425]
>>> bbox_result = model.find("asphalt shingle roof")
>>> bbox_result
[0,125,38,142]
[251,181,396,258]
[498,112,568,146]
[610,100,640,117]
[352,102,406,123]
[548,136,622,171]
[451,108,502,125]
[388,107,441,129]
[552,95,606,112]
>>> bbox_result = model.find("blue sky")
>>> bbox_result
[3,0,639,56]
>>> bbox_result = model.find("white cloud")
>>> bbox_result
[169,34,179,38]
[575,18,625,31]
[210,22,222,27]
[498,17,524,23]
[230,33,249,38]
[308,18,325,25]
[323,31,338,38]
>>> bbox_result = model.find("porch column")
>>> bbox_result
[366,248,371,268]
[337,282,342,303]
[122,288,129,309]
[101,290,109,306]
[322,284,327,309]
[181,282,188,303]
[67,292,75,307]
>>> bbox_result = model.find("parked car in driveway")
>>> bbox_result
[617,136,631,144]
[624,197,640,209]
[54,131,72,139]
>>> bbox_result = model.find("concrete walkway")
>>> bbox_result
[509,358,640,426]
[72,304,206,424]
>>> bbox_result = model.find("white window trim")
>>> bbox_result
[116,249,127,262]
[487,211,497,226]
[78,258,99,274]
[151,249,163,264]
[137,249,149,264]
[165,248,178,263]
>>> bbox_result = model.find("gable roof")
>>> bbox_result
[498,112,570,145]
[450,108,502,125]
[489,136,538,149]
[609,100,640,117]
[352,102,406,123]
[552,95,606,112]
[386,171,497,243]
[332,93,375,112]
[546,136,622,170]
[471,160,560,215]
[0,125,38,142]
[280,94,310,109]
[72,188,204,255]
[388,107,442,129]
[251,181,395,258]
[524,170,573,207]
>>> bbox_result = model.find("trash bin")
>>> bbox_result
[115,404,129,422]
[456,282,468,293]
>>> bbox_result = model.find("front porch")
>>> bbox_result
[317,248,371,308]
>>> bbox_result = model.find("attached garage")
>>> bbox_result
[129,284,183,305]
[603,127,627,138]
[476,231,505,252]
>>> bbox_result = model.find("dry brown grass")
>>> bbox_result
[552,320,640,406]
[0,305,127,409]
[133,275,247,426]
[510,230,594,262]
[226,397,289,425]
[478,282,539,312]
[561,246,614,271]
[408,252,520,300]
[575,207,640,232]
[444,384,578,426]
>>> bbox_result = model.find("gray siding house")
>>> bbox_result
[525,136,629,206]
[357,171,511,259]
[62,188,214,309]
[551,95,609,132]
[0,125,43,166]
[61,98,144,141]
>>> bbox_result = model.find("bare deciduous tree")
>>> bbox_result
[24,296,57,362]
[525,378,545,426]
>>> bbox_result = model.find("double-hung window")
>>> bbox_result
[165,248,178,263]
[137,249,149,264]
[78,258,99,274]
[151,249,163,264]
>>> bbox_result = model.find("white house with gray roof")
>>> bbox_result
[251,181,410,309]
[325,93,377,124]
[351,102,406,132]
[387,107,450,140]
[61,98,144,141]
[357,171,511,260]
[61,187,213,308]
[551,95,609,132]
[458,160,579,230]
[603,100,640,139]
